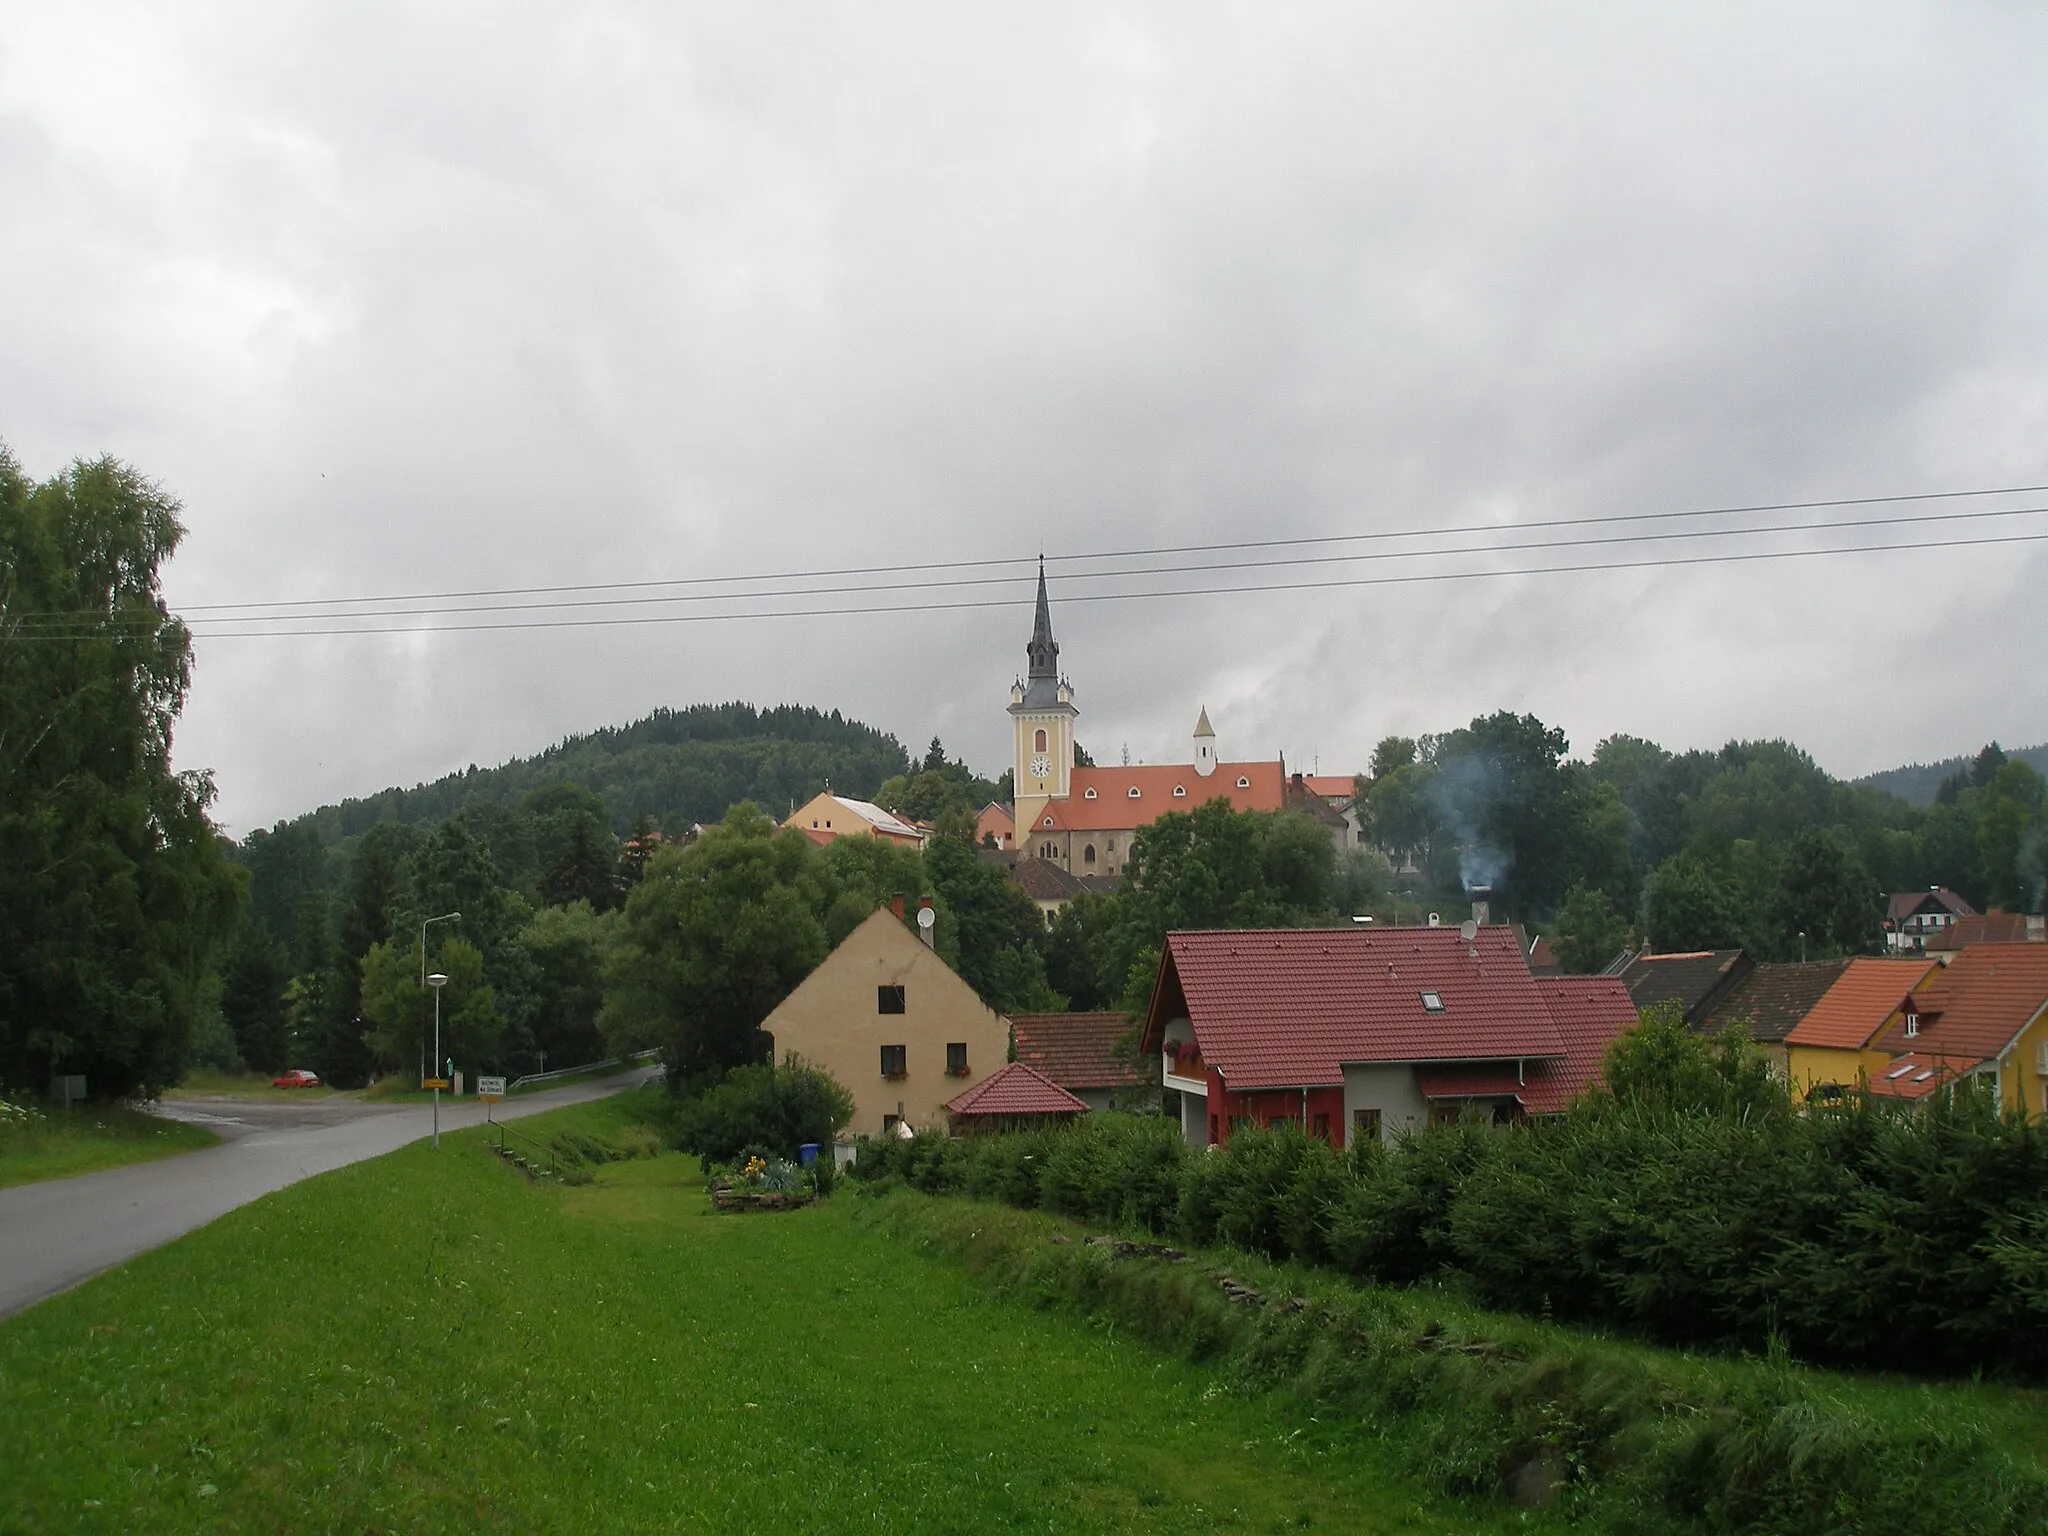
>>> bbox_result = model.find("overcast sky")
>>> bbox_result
[5,4,2047,835]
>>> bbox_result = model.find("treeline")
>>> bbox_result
[1354,714,2048,969]
[273,701,911,845]
[852,1007,2048,1383]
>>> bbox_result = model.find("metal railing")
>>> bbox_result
[490,1120,557,1177]
[506,1047,662,1093]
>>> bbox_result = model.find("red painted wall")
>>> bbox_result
[1204,1072,1344,1148]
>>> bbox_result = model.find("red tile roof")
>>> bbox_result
[945,1061,1090,1116]
[1866,1052,1970,1101]
[1141,925,1566,1091]
[1032,761,1285,832]
[1525,974,1640,1114]
[1300,774,1357,800]
[1785,957,1936,1050]
[1010,1013,1141,1090]
[1925,910,2045,951]
[1871,943,2048,1059]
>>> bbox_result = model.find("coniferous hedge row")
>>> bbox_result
[850,1082,2048,1381]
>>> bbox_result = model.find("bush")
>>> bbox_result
[668,1057,854,1163]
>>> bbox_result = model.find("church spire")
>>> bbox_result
[1026,556,1058,680]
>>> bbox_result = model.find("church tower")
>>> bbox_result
[1193,706,1216,777]
[1009,561,1077,842]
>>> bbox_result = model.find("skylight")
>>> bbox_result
[1420,991,1445,1013]
[1887,1063,1915,1080]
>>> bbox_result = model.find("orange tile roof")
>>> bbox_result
[1867,1052,1971,1101]
[1785,957,1936,1050]
[1031,761,1285,832]
[1301,774,1358,799]
[1871,943,2048,1059]
[945,1060,1090,1116]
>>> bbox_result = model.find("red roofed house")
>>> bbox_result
[1139,923,1637,1148]
[1005,565,1290,883]
[1866,943,2048,1115]
[946,1061,1090,1135]
[1884,886,1976,953]
[1010,1012,1142,1110]
[1782,957,1939,1100]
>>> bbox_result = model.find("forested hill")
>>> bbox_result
[281,702,911,844]
[1857,742,2048,807]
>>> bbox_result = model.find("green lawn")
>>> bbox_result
[0,1100,218,1190]
[0,1100,1557,1535]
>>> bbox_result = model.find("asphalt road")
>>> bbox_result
[0,1069,661,1320]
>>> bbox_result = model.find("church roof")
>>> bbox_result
[1022,762,1286,832]
[1018,560,1066,708]
[1194,706,1214,737]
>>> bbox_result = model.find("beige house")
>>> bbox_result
[760,905,1011,1137]
[783,791,925,848]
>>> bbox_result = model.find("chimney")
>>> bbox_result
[917,895,936,947]
[1468,886,1492,928]
[890,892,905,921]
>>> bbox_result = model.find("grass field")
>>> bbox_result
[0,1099,218,1190]
[0,1097,1558,1535]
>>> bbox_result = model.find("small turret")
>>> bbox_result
[1193,707,1216,777]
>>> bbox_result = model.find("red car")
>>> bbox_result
[272,1069,322,1089]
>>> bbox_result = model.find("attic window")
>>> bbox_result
[1043,815,1054,827]
[1173,785,1187,797]
[1905,1012,1919,1038]
[1084,787,1098,799]
[1420,991,1445,1013]
[877,986,906,1015]
[1236,776,1250,789]
[1128,786,1142,798]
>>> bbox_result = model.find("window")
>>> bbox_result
[1034,728,1047,753]
[1905,1012,1918,1038]
[1084,787,1097,799]
[883,1113,902,1135]
[877,985,906,1014]
[1043,815,1054,827]
[1420,990,1445,1013]
[880,1044,907,1078]
[1312,1112,1331,1141]
[1083,844,1096,864]
[946,1042,968,1075]
[1267,1114,1292,1130]
[1353,1107,1382,1143]
[1173,785,1186,797]
[1128,786,1142,798]
[1107,837,1115,851]
[1236,776,1250,789]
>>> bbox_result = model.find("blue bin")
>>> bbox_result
[798,1142,820,1167]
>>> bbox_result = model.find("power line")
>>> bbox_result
[131,527,2048,639]
[13,498,2048,635]
[150,477,2048,615]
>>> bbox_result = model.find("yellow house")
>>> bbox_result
[1784,957,1937,1099]
[758,904,1011,1137]
[784,791,924,848]
[1864,943,2048,1117]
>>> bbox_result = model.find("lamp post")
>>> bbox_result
[427,972,448,1148]
[418,911,460,1087]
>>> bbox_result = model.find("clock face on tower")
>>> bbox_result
[1029,753,1051,780]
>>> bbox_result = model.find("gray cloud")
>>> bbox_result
[3,3,2046,834]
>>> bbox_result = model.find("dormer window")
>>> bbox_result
[1084,788,1097,799]
[1905,1012,1919,1038]
[1043,815,1054,827]
[1236,776,1250,789]
[1173,785,1187,797]
[1420,991,1445,1013]
[1128,786,1141,798]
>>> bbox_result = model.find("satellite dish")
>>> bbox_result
[1459,919,1478,943]
[916,905,936,930]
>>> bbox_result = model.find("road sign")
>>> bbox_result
[476,1075,506,1102]
[423,1078,450,1090]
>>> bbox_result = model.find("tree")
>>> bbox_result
[599,805,830,1082]
[1427,711,1577,916]
[1599,1001,1786,1120]
[0,448,241,1097]
[1368,735,1417,781]
[1974,760,2046,911]
[360,934,502,1077]
[923,835,1059,1015]
[220,928,293,1074]
[1641,854,1742,952]
[1553,883,1634,974]
[512,902,612,1072]
[1773,828,1877,957]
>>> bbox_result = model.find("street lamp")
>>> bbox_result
[427,972,449,1148]
[418,912,460,1087]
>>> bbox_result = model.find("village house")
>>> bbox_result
[1782,956,1940,1100]
[756,901,1009,1137]
[1608,948,1753,1026]
[1139,919,1638,1149]
[1865,943,2048,1117]
[945,1061,1090,1135]
[1009,1011,1142,1110]
[1694,958,1851,1075]
[1883,887,1977,953]
[783,790,924,849]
